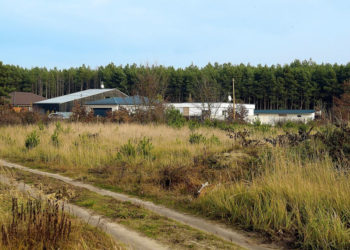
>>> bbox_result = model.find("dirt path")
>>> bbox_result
[0,174,167,250]
[0,159,277,250]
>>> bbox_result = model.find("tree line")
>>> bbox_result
[0,59,349,110]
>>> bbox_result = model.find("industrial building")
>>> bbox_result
[168,103,256,122]
[254,110,315,125]
[33,89,127,113]
[85,96,150,116]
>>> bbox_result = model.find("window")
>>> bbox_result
[297,115,302,117]
[222,110,227,117]
[278,114,287,117]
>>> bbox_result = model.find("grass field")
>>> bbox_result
[1,122,350,249]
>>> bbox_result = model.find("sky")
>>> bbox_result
[0,0,349,69]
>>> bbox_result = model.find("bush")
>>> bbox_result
[189,133,206,144]
[119,140,137,158]
[25,130,40,149]
[118,137,154,160]
[207,135,220,145]
[137,137,154,158]
[165,107,185,128]
[188,120,200,131]
[51,130,59,147]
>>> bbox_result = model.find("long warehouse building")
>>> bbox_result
[33,89,127,113]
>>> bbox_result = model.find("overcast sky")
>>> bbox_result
[0,0,349,69]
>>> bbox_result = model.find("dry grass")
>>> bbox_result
[197,147,350,249]
[1,122,350,248]
[0,183,122,250]
[0,122,247,198]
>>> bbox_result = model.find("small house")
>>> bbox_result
[9,92,46,112]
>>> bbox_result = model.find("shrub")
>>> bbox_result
[119,140,137,158]
[137,137,154,157]
[118,137,154,160]
[188,120,200,131]
[55,121,63,133]
[37,120,45,130]
[207,135,220,145]
[51,130,59,147]
[165,107,185,128]
[253,118,261,127]
[25,130,40,149]
[189,133,206,144]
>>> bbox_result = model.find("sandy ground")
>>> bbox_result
[0,159,279,250]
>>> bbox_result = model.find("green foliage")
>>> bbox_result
[165,107,185,128]
[189,133,206,144]
[25,130,40,149]
[55,121,63,133]
[0,60,349,110]
[253,119,271,133]
[188,120,200,131]
[118,137,154,160]
[37,121,45,131]
[208,135,220,145]
[51,130,59,147]
[137,137,154,158]
[119,140,136,158]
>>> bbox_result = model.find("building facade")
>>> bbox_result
[254,110,315,125]
[33,89,127,113]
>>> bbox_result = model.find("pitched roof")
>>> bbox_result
[86,96,149,105]
[34,89,116,104]
[254,109,315,115]
[9,92,46,105]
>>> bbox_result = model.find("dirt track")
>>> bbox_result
[0,174,168,250]
[0,159,278,250]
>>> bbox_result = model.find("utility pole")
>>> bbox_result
[232,78,236,120]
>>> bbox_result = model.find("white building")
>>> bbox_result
[254,110,315,125]
[168,103,255,122]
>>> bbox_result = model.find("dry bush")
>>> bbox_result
[1,198,71,249]
[0,105,45,125]
[226,105,248,124]
[108,107,132,123]
[333,81,350,123]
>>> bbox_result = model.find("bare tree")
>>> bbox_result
[132,66,169,122]
[193,75,221,120]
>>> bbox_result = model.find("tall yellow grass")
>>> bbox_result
[197,147,350,248]
[0,123,231,171]
[1,122,350,248]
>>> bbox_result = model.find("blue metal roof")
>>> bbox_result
[35,89,115,104]
[86,96,149,105]
[254,109,315,115]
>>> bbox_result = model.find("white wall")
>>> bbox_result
[254,113,315,125]
[167,103,255,121]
